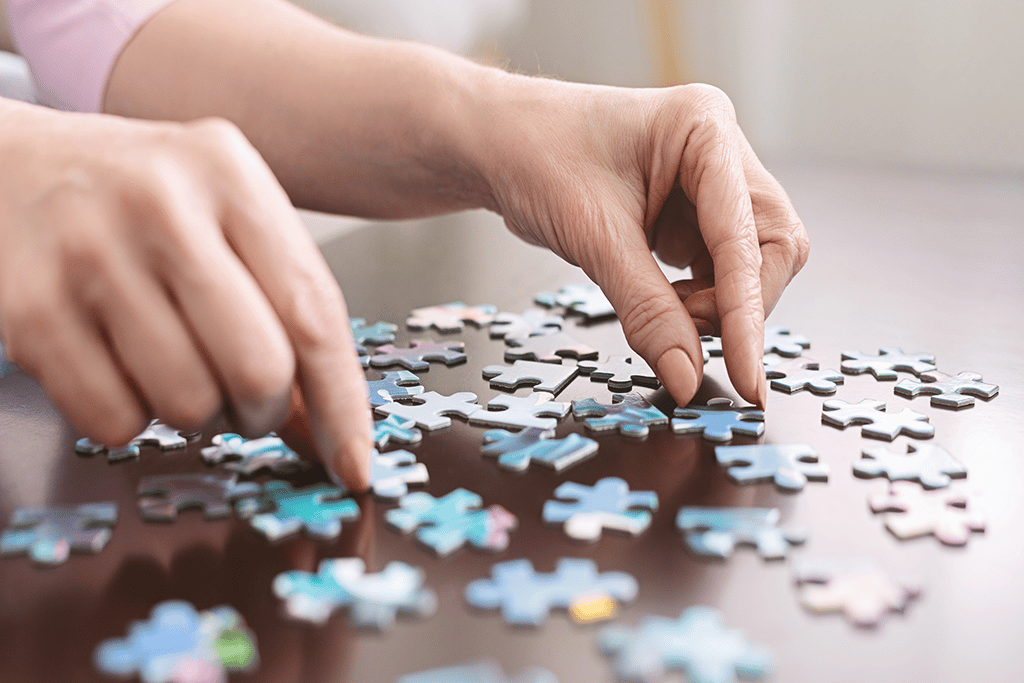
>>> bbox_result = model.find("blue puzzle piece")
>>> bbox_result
[385,488,517,556]
[465,558,637,627]
[572,393,668,438]
[273,558,436,629]
[94,600,258,683]
[368,449,429,499]
[367,371,424,407]
[676,507,807,559]
[481,428,598,472]
[399,660,559,683]
[535,283,616,320]
[715,444,829,492]
[599,606,772,683]
[373,415,423,449]
[1,502,117,566]
[543,478,658,542]
[350,318,398,348]
[672,398,765,441]
[237,481,359,541]
[200,433,305,476]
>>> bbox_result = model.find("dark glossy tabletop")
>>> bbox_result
[1,163,1022,683]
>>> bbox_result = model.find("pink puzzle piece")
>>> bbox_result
[793,557,922,628]
[869,481,985,546]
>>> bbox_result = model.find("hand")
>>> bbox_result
[477,79,809,408]
[0,104,372,488]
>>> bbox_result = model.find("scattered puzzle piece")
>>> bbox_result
[840,347,936,380]
[138,474,261,521]
[854,443,966,489]
[482,360,578,395]
[76,419,194,464]
[869,481,985,546]
[672,398,766,441]
[386,488,517,556]
[375,391,481,430]
[236,481,359,541]
[94,600,258,683]
[481,428,599,472]
[367,370,424,407]
[489,308,564,341]
[821,398,934,440]
[542,478,658,542]
[1,502,116,566]
[894,369,999,408]
[572,393,669,438]
[367,449,429,499]
[200,433,305,476]
[715,444,828,492]
[676,507,806,560]
[273,558,436,629]
[373,415,423,449]
[577,355,660,391]
[792,557,922,628]
[535,283,616,319]
[469,392,569,431]
[351,318,398,355]
[398,660,558,683]
[763,325,810,357]
[504,331,598,364]
[764,357,844,395]
[406,302,496,332]
[599,606,773,683]
[369,340,467,371]
[465,558,637,627]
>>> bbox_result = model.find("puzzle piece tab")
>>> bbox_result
[543,477,658,542]
[237,481,359,541]
[138,474,261,521]
[535,283,616,319]
[369,340,467,371]
[869,481,985,546]
[200,433,306,476]
[792,557,922,628]
[763,325,810,357]
[894,370,999,408]
[854,443,966,489]
[489,308,564,341]
[715,444,828,492]
[481,428,599,472]
[398,660,558,683]
[373,415,423,449]
[599,606,773,683]
[273,558,436,629]
[375,391,481,430]
[465,558,637,626]
[94,600,258,683]
[676,507,806,560]
[406,302,497,332]
[504,331,598,364]
[821,398,934,440]
[386,488,517,556]
[840,347,936,380]
[1,502,116,566]
[764,357,844,395]
[572,393,669,438]
[367,449,429,499]
[672,398,765,441]
[367,370,424,407]
[577,355,660,392]
[482,360,578,395]
[469,392,569,431]
[76,419,194,464]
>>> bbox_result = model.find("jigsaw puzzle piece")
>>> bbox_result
[869,481,985,546]
[406,302,497,332]
[572,393,668,438]
[237,481,359,541]
[821,398,934,440]
[504,331,598,364]
[701,335,723,362]
[482,361,578,395]
[369,340,467,371]
[854,443,966,489]
[577,355,660,392]
[200,433,305,476]
[543,478,658,542]
[385,488,517,556]
[76,419,194,463]
[398,660,558,683]
[489,308,564,341]
[481,427,598,472]
[138,474,261,521]
[367,370,424,407]
[375,391,481,430]
[1,502,117,566]
[350,318,398,348]
[373,415,423,449]
[763,325,810,357]
[792,557,922,628]
[465,558,637,626]
[273,557,436,629]
[535,283,616,320]
[676,507,806,559]
[599,606,773,683]
[672,398,765,441]
[840,347,936,380]
[764,357,844,395]
[894,369,999,408]
[367,449,429,499]
[715,444,828,492]
[94,600,258,683]
[469,392,569,431]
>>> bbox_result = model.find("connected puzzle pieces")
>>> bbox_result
[715,444,828,492]
[236,481,359,541]
[840,347,936,380]
[273,557,436,629]
[854,443,966,489]
[76,419,194,464]
[869,481,985,546]
[138,474,261,521]
[577,355,660,391]
[386,488,517,556]
[489,308,563,341]
[504,331,598,364]
[763,357,844,395]
[407,302,496,333]
[543,478,658,542]
[469,392,570,431]
[94,600,258,683]
[672,398,765,441]
[376,391,481,430]
[894,369,999,408]
[482,428,599,472]
[367,449,429,499]
[792,556,922,628]
[821,398,934,440]
[535,283,616,320]
[483,360,578,395]
[367,370,424,407]
[200,433,305,476]
[369,340,467,371]
[572,393,668,438]
[465,558,637,626]
[599,606,772,683]
[398,659,558,683]
[1,502,116,566]
[676,507,806,560]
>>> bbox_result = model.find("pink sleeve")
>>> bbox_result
[6,0,176,113]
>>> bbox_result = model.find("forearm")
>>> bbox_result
[105,0,500,218]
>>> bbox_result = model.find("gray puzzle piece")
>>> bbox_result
[482,360,578,395]
[854,443,966,489]
[572,393,669,438]
[822,398,934,440]
[137,473,261,521]
[489,308,564,341]
[840,347,936,380]
[672,398,765,441]
[504,331,598,364]
[535,283,616,319]
[367,370,424,407]
[577,355,661,392]
[894,370,999,408]
[375,391,481,430]
[543,477,658,542]
[676,507,806,559]
[481,428,599,472]
[715,444,829,491]
[764,357,844,395]
[0,502,117,566]
[369,340,467,371]
[469,392,569,431]
[764,325,810,357]
[76,419,194,464]
[406,302,496,333]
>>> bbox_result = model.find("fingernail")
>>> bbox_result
[755,371,768,411]
[657,348,700,406]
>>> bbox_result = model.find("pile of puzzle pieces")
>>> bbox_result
[0,286,1000,682]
